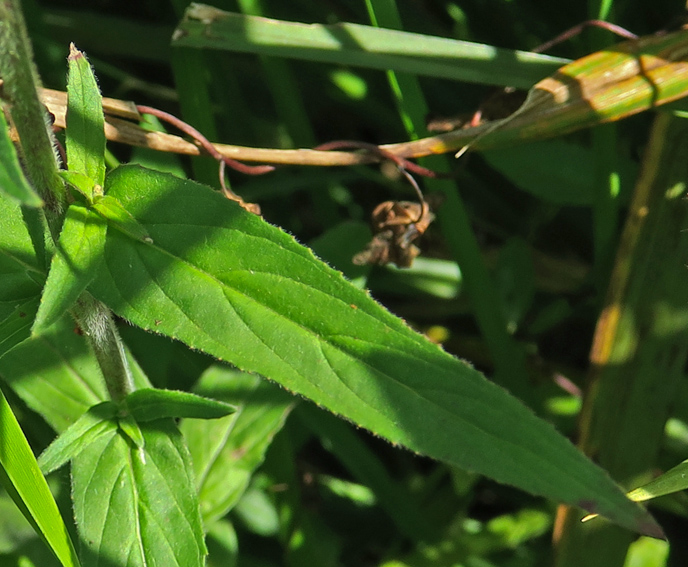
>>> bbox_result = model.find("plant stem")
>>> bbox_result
[0,0,66,236]
[1,0,134,402]
[72,294,135,401]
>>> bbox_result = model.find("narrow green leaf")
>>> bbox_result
[627,460,688,503]
[0,387,80,567]
[38,402,118,475]
[92,195,152,243]
[0,108,43,207]
[180,366,294,523]
[173,5,568,90]
[90,164,659,536]
[32,204,106,336]
[125,388,235,422]
[72,419,206,567]
[65,43,106,187]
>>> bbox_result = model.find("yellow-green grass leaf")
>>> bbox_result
[0,387,80,567]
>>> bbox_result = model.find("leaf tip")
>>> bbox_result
[638,519,666,541]
[68,43,83,61]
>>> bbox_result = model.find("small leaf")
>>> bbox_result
[38,402,118,475]
[66,43,106,187]
[72,419,206,567]
[0,107,43,207]
[0,387,81,567]
[92,195,152,243]
[117,413,144,448]
[125,387,236,422]
[180,366,294,522]
[32,203,106,336]
[59,170,99,202]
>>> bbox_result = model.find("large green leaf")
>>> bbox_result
[89,164,659,536]
[72,418,206,567]
[180,366,294,523]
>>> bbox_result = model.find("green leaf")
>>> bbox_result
[180,366,294,523]
[0,387,80,567]
[38,402,118,475]
[65,43,106,188]
[92,195,152,243]
[0,107,43,207]
[627,460,688,503]
[0,295,40,360]
[89,164,659,536]
[125,387,235,422]
[32,204,106,336]
[72,418,206,567]
[117,413,144,448]
[58,171,99,202]
[173,6,568,90]
[0,191,44,358]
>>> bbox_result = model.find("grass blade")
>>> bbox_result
[0,387,80,567]
[172,5,567,90]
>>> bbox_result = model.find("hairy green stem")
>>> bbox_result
[0,0,66,234]
[1,0,134,402]
[72,294,135,401]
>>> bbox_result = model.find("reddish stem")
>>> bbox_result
[313,140,447,179]
[136,105,274,175]
[533,19,638,54]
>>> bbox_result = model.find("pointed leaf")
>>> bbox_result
[117,413,144,449]
[72,419,206,567]
[66,43,105,188]
[180,366,294,523]
[89,164,658,536]
[0,387,80,567]
[38,402,118,475]
[0,107,43,207]
[627,460,688,503]
[125,388,235,422]
[32,204,106,336]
